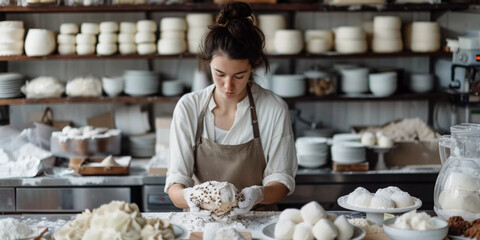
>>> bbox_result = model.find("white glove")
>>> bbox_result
[231,185,264,216]
[183,187,211,217]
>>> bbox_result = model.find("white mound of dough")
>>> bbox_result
[301,201,326,225]
[334,215,354,240]
[274,219,296,240]
[312,218,338,240]
[190,181,239,216]
[293,222,314,240]
[54,201,174,240]
[391,191,414,208]
[369,195,395,209]
[391,210,435,231]
[100,155,120,167]
[203,223,245,240]
[347,187,372,205]
[279,208,303,224]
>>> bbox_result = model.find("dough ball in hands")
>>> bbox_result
[312,218,338,240]
[293,222,314,240]
[274,219,296,240]
[334,215,354,240]
[279,209,303,224]
[301,201,327,225]
[190,181,240,216]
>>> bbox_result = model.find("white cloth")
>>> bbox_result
[165,83,298,195]
[214,126,229,144]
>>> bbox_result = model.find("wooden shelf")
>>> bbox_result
[0,93,446,105]
[0,3,470,13]
[0,51,452,61]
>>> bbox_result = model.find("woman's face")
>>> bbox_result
[210,54,252,102]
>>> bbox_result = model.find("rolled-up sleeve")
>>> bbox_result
[262,103,298,195]
[164,97,196,193]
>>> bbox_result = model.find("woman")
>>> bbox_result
[165,1,297,215]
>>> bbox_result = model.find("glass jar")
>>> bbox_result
[304,68,336,96]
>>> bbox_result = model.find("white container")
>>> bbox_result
[96,43,117,56]
[335,26,365,40]
[102,76,124,97]
[383,218,448,240]
[187,27,210,41]
[372,38,403,53]
[340,68,369,94]
[161,30,185,40]
[373,29,402,39]
[411,22,440,37]
[373,16,402,30]
[160,17,187,31]
[274,30,303,55]
[410,74,434,93]
[187,39,201,54]
[304,30,333,43]
[157,39,186,55]
[411,40,440,53]
[24,29,56,57]
[186,13,213,28]
[306,38,331,54]
[271,74,305,97]
[258,14,286,32]
[335,39,368,54]
[369,72,397,96]
[162,80,184,96]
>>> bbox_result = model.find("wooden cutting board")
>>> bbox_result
[188,231,252,240]
[69,156,131,175]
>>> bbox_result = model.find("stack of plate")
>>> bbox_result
[409,74,434,93]
[129,133,155,158]
[331,142,366,164]
[333,133,362,144]
[0,73,25,98]
[162,80,184,96]
[124,70,159,96]
[296,137,328,168]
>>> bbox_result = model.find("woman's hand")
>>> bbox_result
[183,187,211,217]
[231,185,264,216]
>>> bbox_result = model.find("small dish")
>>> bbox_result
[383,217,448,240]
[262,222,366,240]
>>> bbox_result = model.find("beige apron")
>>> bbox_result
[193,85,266,192]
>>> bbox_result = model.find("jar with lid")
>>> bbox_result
[303,67,336,96]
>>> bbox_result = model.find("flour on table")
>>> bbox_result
[0,218,34,239]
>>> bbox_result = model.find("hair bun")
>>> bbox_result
[216,2,253,27]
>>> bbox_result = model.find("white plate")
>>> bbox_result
[337,195,422,214]
[261,222,366,240]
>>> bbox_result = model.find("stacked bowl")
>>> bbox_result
[304,30,333,54]
[258,14,286,54]
[406,21,441,52]
[340,67,369,94]
[162,80,184,96]
[369,71,397,96]
[331,141,366,164]
[129,133,155,158]
[296,137,329,168]
[372,16,403,53]
[158,17,187,55]
[335,26,367,54]
[271,74,305,97]
[124,70,159,96]
[186,13,213,54]
[409,73,434,93]
[274,30,303,55]
[0,73,25,98]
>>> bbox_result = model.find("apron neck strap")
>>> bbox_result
[194,84,260,147]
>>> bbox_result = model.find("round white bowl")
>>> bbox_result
[340,67,369,94]
[157,39,186,55]
[25,29,56,57]
[304,30,333,43]
[335,39,368,54]
[410,74,434,93]
[271,74,305,97]
[335,26,366,40]
[383,217,448,240]
[306,38,331,53]
[102,76,124,97]
[274,30,303,55]
[369,72,397,96]
[372,38,403,53]
[258,14,286,32]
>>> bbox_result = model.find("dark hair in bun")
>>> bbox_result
[199,1,269,72]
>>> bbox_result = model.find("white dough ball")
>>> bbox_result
[361,132,376,146]
[369,195,395,209]
[293,222,314,240]
[279,209,303,224]
[347,187,372,205]
[334,215,354,240]
[301,201,327,225]
[274,219,296,240]
[375,188,395,199]
[391,191,414,208]
[354,193,373,207]
[312,219,338,240]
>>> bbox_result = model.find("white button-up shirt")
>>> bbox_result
[165,83,298,194]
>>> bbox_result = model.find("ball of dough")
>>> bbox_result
[369,195,395,209]
[274,219,296,240]
[301,201,327,225]
[354,193,373,207]
[334,215,354,240]
[361,132,376,146]
[293,222,314,240]
[312,219,338,240]
[391,191,414,208]
[190,181,239,216]
[279,209,303,224]
[375,187,396,200]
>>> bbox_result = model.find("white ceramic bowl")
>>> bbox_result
[373,16,402,30]
[340,67,369,94]
[369,72,397,96]
[157,39,186,55]
[383,217,448,240]
[24,29,56,57]
[274,30,303,54]
[335,26,366,40]
[304,30,333,43]
[411,40,441,53]
[187,27,210,41]
[258,14,286,32]
[335,39,368,54]
[186,13,213,28]
[306,38,331,53]
[162,80,184,96]
[102,76,124,97]
[160,17,187,31]
[410,74,434,93]
[372,38,403,53]
[271,74,305,97]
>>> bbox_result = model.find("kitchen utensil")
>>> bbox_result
[383,217,448,240]
[337,195,422,226]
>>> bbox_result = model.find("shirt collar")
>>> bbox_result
[208,83,258,112]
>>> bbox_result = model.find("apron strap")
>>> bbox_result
[194,84,260,148]
[246,84,260,139]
